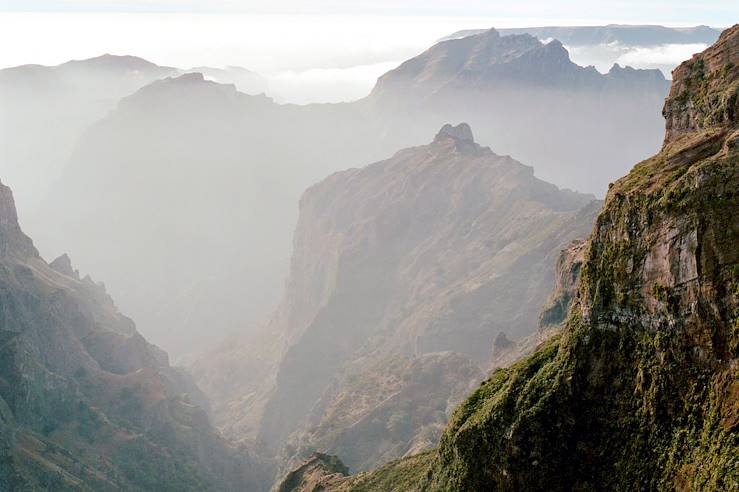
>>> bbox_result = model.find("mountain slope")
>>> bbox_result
[0,179,272,490]
[284,23,739,492]
[195,123,599,480]
[364,28,669,194]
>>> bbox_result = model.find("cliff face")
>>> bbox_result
[280,24,739,492]
[0,180,272,490]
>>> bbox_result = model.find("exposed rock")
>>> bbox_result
[538,238,588,328]
[277,453,349,492]
[435,122,474,142]
[0,180,37,259]
[49,253,79,279]
[663,25,739,144]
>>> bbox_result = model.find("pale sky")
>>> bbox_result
[1,0,737,26]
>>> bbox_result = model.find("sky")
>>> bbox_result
[1,0,737,24]
[0,1,735,102]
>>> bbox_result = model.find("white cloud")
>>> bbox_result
[615,43,707,68]
[266,61,400,104]
[566,42,708,77]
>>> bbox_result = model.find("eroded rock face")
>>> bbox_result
[0,180,272,490]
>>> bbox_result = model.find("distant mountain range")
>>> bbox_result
[441,24,723,46]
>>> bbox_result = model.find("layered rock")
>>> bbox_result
[0,179,272,490]
[295,24,738,492]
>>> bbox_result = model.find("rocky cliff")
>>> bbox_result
[282,24,738,492]
[0,179,272,490]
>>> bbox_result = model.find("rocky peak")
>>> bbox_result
[277,453,349,492]
[434,123,474,142]
[663,24,739,144]
[63,53,164,72]
[49,253,79,279]
[0,179,37,259]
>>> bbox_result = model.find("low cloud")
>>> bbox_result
[567,42,708,77]
[266,61,400,104]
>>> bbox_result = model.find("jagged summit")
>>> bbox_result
[434,123,474,142]
[369,26,667,105]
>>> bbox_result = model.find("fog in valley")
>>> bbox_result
[1,3,736,490]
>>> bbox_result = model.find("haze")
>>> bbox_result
[0,10,732,103]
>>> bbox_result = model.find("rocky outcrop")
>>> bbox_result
[488,235,590,370]
[538,238,588,328]
[313,24,738,492]
[0,181,37,259]
[0,179,273,490]
[277,453,349,492]
[663,26,739,144]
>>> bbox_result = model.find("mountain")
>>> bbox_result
[441,24,723,46]
[440,25,724,80]
[0,179,273,490]
[365,28,669,194]
[282,24,739,492]
[0,55,266,224]
[370,29,666,102]
[32,71,386,358]
[0,54,176,213]
[194,123,599,481]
